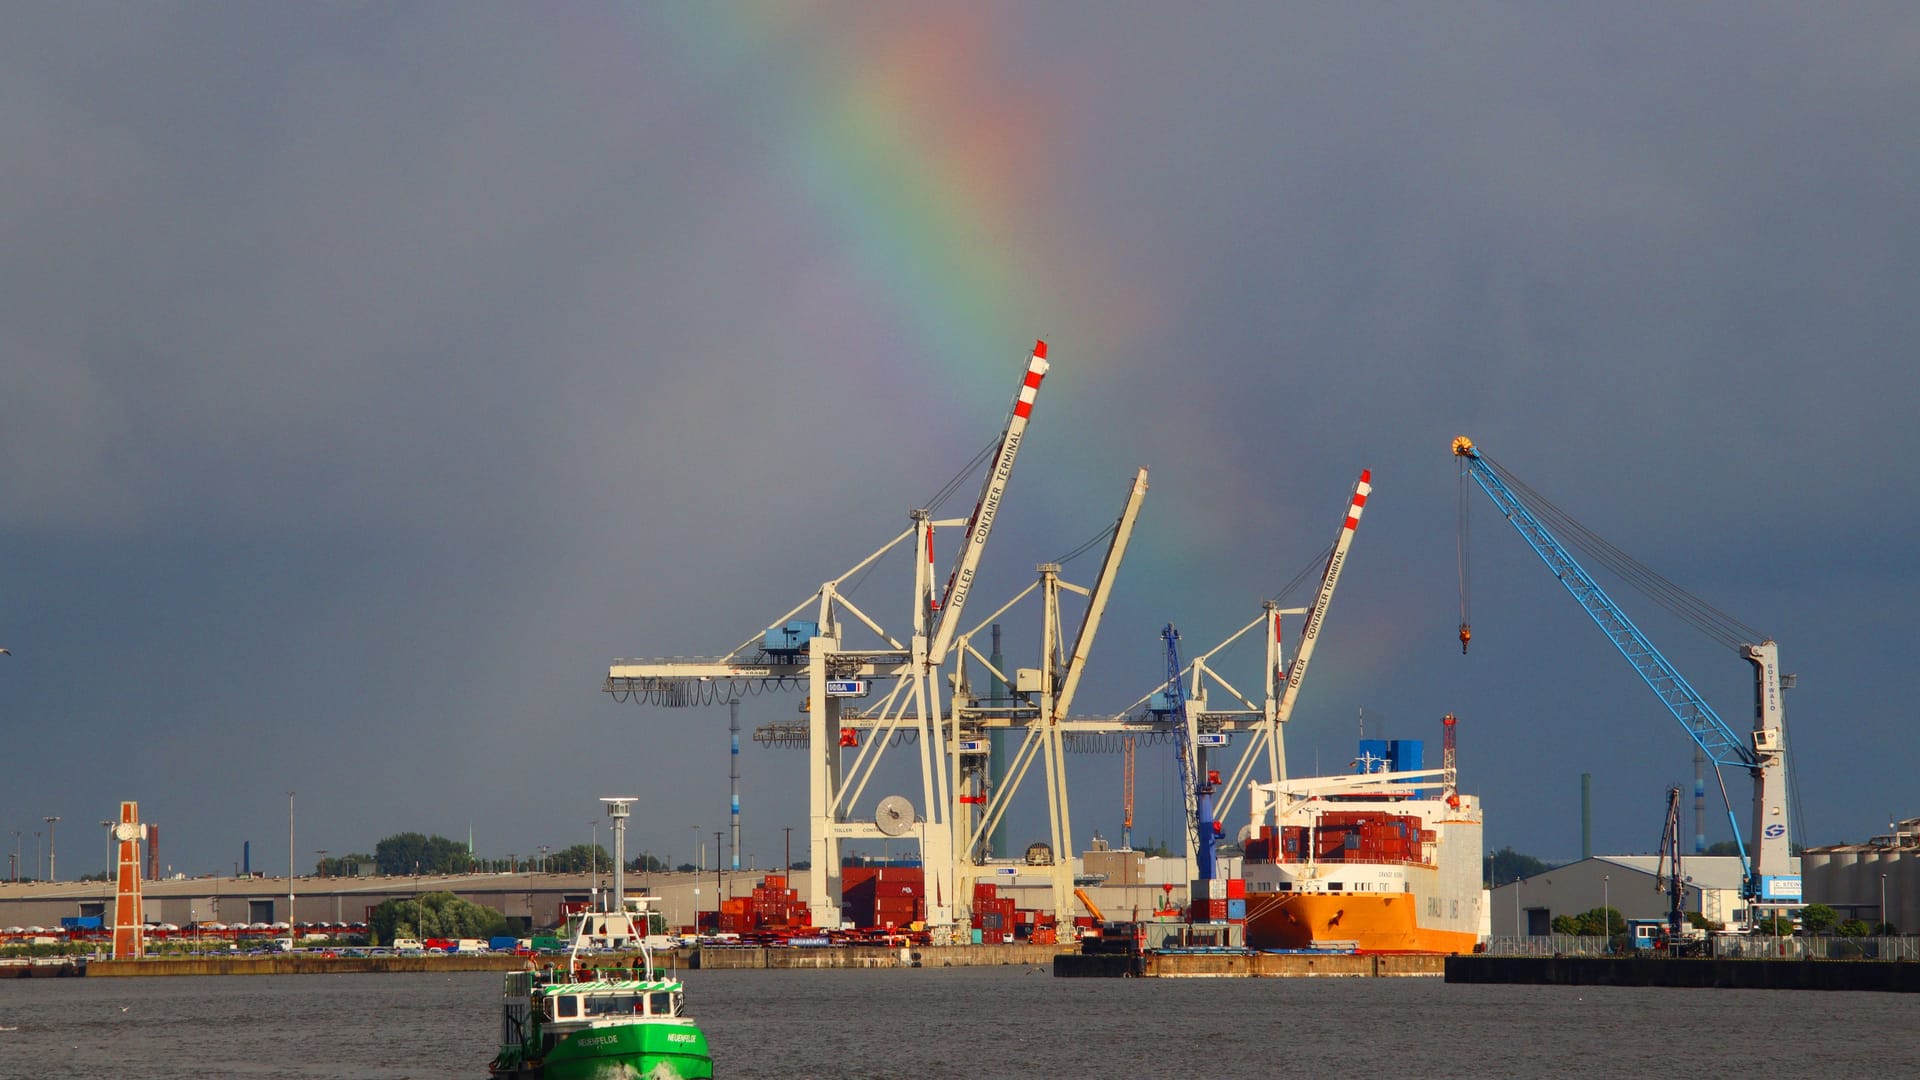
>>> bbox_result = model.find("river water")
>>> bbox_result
[2,967,1915,1078]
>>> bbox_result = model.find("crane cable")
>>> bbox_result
[1458,462,1472,653]
[1464,452,1806,847]
[925,438,998,514]
[1479,454,1764,652]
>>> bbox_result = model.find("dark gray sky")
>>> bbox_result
[3,5,1915,879]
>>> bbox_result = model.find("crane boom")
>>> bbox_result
[1051,468,1149,721]
[1452,436,1797,906]
[928,341,1049,665]
[1270,468,1371,779]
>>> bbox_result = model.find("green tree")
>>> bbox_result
[1752,911,1795,934]
[317,852,374,877]
[627,853,665,872]
[1835,919,1872,938]
[369,891,508,943]
[1798,903,1838,936]
[1685,912,1721,932]
[1550,907,1623,938]
[547,844,610,874]
[1483,847,1552,887]
[375,833,473,876]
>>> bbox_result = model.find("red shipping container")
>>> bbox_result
[1225,878,1246,899]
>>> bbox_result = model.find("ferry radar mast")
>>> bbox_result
[600,797,638,913]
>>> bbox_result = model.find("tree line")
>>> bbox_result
[312,832,680,877]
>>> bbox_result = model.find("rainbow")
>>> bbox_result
[624,4,1163,393]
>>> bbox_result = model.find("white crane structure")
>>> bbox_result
[942,466,1149,919]
[1102,469,1372,882]
[608,342,1124,937]
[604,343,1375,933]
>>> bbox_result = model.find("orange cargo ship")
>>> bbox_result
[1239,726,1485,954]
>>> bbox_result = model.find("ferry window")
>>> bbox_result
[557,996,579,1019]
[1329,882,1343,891]
[650,992,672,1015]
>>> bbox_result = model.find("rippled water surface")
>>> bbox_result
[3,966,1917,1078]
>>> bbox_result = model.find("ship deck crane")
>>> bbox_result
[1453,436,1799,910]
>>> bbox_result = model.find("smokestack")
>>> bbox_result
[1581,773,1592,860]
[243,840,251,876]
[145,825,158,881]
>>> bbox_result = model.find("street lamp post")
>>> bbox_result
[45,816,59,882]
[1515,877,1523,938]
[590,821,600,907]
[1603,875,1611,951]
[715,830,723,902]
[287,792,295,930]
[101,821,116,881]
[9,830,19,883]
[1881,873,1888,936]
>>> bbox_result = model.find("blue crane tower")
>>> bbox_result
[1158,624,1218,882]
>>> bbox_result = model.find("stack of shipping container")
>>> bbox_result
[841,866,925,930]
[1187,877,1248,926]
[717,873,810,935]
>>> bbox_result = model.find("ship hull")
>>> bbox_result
[492,1022,713,1080]
[1243,890,1479,954]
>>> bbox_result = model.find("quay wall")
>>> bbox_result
[1447,955,1920,992]
[693,943,1073,970]
[1055,952,1446,978]
[87,954,529,977]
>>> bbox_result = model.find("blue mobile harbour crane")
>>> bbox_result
[1154,624,1219,882]
[1452,437,1800,921]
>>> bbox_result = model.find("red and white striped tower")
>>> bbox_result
[111,801,145,960]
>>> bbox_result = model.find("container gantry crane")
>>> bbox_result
[1453,436,1799,912]
[605,342,1054,938]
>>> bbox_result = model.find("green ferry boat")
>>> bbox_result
[490,799,713,1079]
